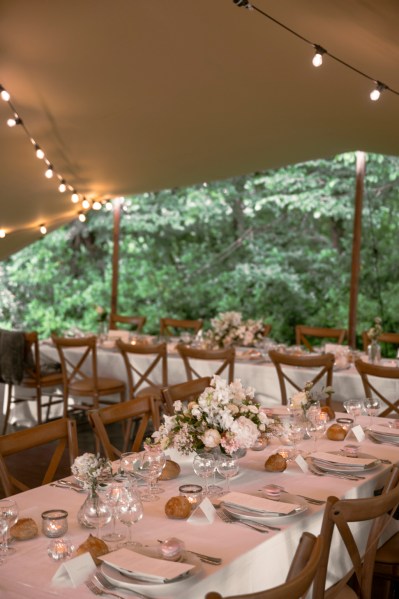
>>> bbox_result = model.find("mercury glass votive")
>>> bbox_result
[47,537,74,560]
[179,484,203,507]
[41,509,68,538]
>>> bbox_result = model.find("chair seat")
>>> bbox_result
[22,372,64,388]
[135,385,163,399]
[69,377,125,396]
[331,585,358,599]
[375,531,399,564]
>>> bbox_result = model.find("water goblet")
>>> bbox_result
[343,399,363,425]
[102,481,126,543]
[287,419,305,458]
[134,450,165,502]
[363,397,380,426]
[115,487,143,548]
[216,456,239,494]
[0,499,18,555]
[192,453,216,496]
[307,415,327,452]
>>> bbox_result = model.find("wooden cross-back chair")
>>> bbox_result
[2,331,64,434]
[205,532,323,599]
[262,323,272,337]
[161,377,212,416]
[177,345,235,384]
[88,395,161,459]
[361,331,399,356]
[116,339,167,400]
[159,318,203,337]
[0,417,78,497]
[51,335,125,415]
[268,350,335,406]
[312,464,399,599]
[295,325,347,352]
[109,314,147,332]
[354,358,399,417]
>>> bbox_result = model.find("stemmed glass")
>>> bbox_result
[83,491,112,539]
[193,453,216,496]
[133,451,165,502]
[0,516,8,564]
[307,415,327,452]
[287,416,306,458]
[0,499,18,555]
[102,481,126,543]
[343,399,363,425]
[363,397,380,427]
[216,456,239,494]
[115,487,143,548]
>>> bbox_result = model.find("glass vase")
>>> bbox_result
[368,340,381,364]
[77,488,111,537]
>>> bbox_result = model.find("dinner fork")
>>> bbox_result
[308,462,365,481]
[218,509,278,532]
[85,578,124,599]
[95,571,151,599]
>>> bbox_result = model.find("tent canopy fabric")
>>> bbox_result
[1,0,398,260]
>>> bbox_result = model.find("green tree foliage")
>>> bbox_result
[0,152,398,347]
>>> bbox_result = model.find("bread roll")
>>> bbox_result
[159,460,181,480]
[264,453,287,472]
[327,423,346,441]
[10,517,38,540]
[164,496,191,519]
[75,534,109,565]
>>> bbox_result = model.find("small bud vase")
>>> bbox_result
[368,340,381,364]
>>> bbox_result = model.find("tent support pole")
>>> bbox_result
[110,197,123,318]
[348,151,366,348]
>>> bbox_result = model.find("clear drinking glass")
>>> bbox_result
[307,415,327,452]
[216,456,239,493]
[81,491,112,538]
[102,481,126,543]
[192,453,216,496]
[134,450,165,502]
[363,397,380,426]
[0,499,18,555]
[287,419,305,457]
[115,487,143,548]
[343,399,363,425]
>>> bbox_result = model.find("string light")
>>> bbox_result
[7,115,21,127]
[105,199,113,211]
[0,229,6,239]
[34,143,45,159]
[0,85,10,102]
[39,224,47,235]
[92,199,102,210]
[44,164,54,179]
[58,179,67,193]
[81,197,90,210]
[78,211,86,222]
[233,0,399,101]
[71,191,79,203]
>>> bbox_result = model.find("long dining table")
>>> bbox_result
[1,413,399,599]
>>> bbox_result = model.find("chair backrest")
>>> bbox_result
[312,464,399,599]
[177,345,235,383]
[116,339,168,398]
[361,331,399,355]
[159,318,203,337]
[354,358,399,417]
[109,314,146,332]
[295,325,347,352]
[269,350,335,406]
[161,377,212,415]
[205,532,323,599]
[51,334,99,391]
[88,395,161,459]
[0,417,78,496]
[263,323,272,337]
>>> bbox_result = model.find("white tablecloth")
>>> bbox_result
[1,414,399,599]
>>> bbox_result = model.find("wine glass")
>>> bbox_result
[102,481,126,543]
[216,456,239,494]
[115,487,143,548]
[363,397,380,427]
[307,415,327,452]
[287,419,305,458]
[146,446,166,494]
[0,499,18,555]
[133,451,165,502]
[343,399,363,425]
[192,453,216,496]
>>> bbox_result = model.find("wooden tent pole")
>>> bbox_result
[110,197,123,317]
[348,151,366,348]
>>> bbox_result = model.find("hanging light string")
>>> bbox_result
[233,0,399,101]
[0,82,113,238]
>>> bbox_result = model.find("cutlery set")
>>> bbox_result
[307,462,365,481]
[217,508,280,532]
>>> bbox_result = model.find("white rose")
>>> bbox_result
[291,391,307,408]
[201,429,221,449]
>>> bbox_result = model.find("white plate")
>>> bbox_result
[101,547,202,597]
[367,431,399,444]
[312,452,381,473]
[222,492,307,524]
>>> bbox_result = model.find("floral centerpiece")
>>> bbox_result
[290,381,334,419]
[206,311,265,348]
[152,375,278,456]
[95,305,108,337]
[71,453,112,493]
[367,316,382,363]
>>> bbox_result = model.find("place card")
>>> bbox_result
[52,552,96,588]
[346,425,366,443]
[188,497,217,525]
[295,454,309,472]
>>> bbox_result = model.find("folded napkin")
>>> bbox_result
[310,451,376,467]
[100,548,195,582]
[369,424,399,437]
[222,491,299,515]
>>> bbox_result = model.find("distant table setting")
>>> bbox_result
[1,408,399,599]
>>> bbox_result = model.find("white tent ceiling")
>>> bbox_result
[1,0,398,260]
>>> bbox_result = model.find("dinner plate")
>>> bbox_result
[368,425,399,440]
[222,492,307,524]
[101,547,202,597]
[311,452,380,474]
[367,431,399,445]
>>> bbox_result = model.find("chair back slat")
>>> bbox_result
[295,325,347,352]
[116,340,167,398]
[109,314,146,332]
[159,318,203,337]
[177,346,235,384]
[162,377,212,415]
[355,358,399,417]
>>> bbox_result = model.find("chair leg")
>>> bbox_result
[35,385,42,425]
[2,384,13,435]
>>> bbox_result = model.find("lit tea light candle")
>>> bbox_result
[47,537,74,560]
[41,509,68,538]
[179,484,203,507]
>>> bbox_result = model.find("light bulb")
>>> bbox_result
[35,144,45,159]
[0,229,6,238]
[45,165,54,179]
[39,224,47,235]
[71,191,79,203]
[78,212,86,222]
[58,180,67,193]
[0,86,10,102]
[7,116,21,127]
[370,81,386,102]
[82,197,90,210]
[312,45,325,68]
[92,200,102,210]
[105,200,113,211]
